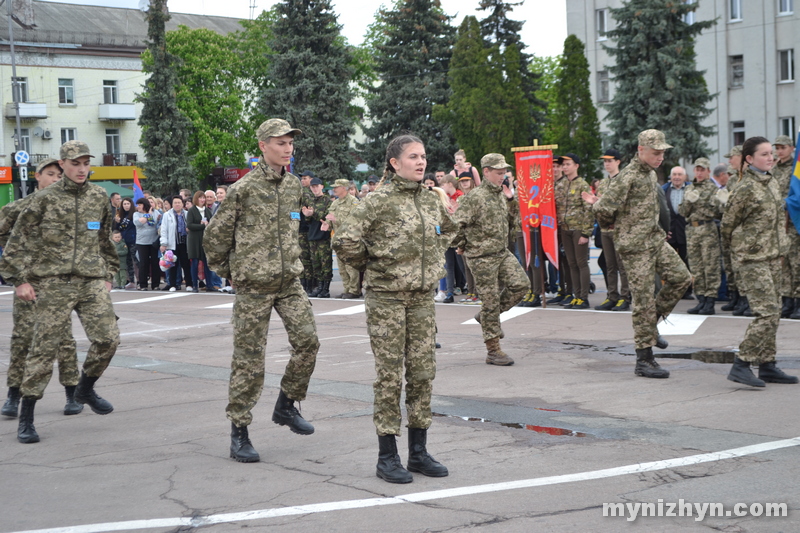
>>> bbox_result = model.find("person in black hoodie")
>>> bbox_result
[303,178,333,297]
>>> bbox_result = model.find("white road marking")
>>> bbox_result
[0,290,16,296]
[320,304,366,315]
[115,293,192,305]
[13,436,800,533]
[658,314,708,336]
[462,306,535,325]
[206,302,234,309]
[118,321,231,337]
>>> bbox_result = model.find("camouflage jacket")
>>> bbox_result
[720,167,783,264]
[678,178,722,223]
[593,175,617,230]
[0,193,33,248]
[327,193,359,234]
[591,156,666,254]
[452,179,516,259]
[203,160,303,294]
[306,193,332,241]
[554,175,593,236]
[0,178,118,286]
[773,158,794,199]
[299,187,314,233]
[332,173,456,293]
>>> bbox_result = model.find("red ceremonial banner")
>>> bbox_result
[515,150,558,270]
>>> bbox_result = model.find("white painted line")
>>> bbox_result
[0,290,16,296]
[207,302,234,309]
[319,304,365,316]
[658,314,708,336]
[118,321,231,337]
[115,293,192,305]
[462,306,535,325]
[13,436,800,533]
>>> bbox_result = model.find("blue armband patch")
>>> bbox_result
[290,212,300,220]
[435,225,441,235]
[87,221,100,230]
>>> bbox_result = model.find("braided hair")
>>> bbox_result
[378,134,424,189]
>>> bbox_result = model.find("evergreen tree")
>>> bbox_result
[256,0,356,182]
[605,0,715,166]
[360,0,456,173]
[549,35,602,181]
[136,0,194,196]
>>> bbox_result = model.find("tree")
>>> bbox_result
[604,0,715,168]
[136,0,194,196]
[530,54,562,143]
[360,0,457,173]
[255,0,356,182]
[549,35,602,182]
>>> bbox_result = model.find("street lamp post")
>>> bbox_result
[5,0,27,196]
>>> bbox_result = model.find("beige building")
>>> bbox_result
[567,0,799,158]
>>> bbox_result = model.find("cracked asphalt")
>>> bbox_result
[1,280,799,533]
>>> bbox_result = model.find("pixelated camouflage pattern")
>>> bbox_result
[329,194,362,292]
[256,118,301,142]
[366,290,436,436]
[781,233,800,297]
[453,179,517,258]
[686,222,721,297]
[692,157,711,169]
[471,251,529,341]
[736,258,781,363]
[678,179,722,223]
[774,135,794,147]
[226,280,319,427]
[554,176,594,236]
[637,129,672,150]
[306,193,332,239]
[0,195,33,248]
[724,146,742,158]
[59,140,94,160]
[773,157,794,201]
[480,153,512,169]
[204,160,304,294]
[309,239,333,281]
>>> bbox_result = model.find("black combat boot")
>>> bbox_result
[634,348,670,378]
[732,296,749,316]
[74,371,114,415]
[407,428,448,477]
[686,295,705,314]
[698,296,716,315]
[377,434,413,484]
[758,362,799,384]
[742,300,753,317]
[317,280,331,298]
[308,280,322,298]
[63,385,83,416]
[720,291,739,311]
[17,397,39,443]
[790,299,800,319]
[655,335,669,350]
[781,296,794,318]
[1,386,21,418]
[727,357,765,387]
[272,390,314,435]
[230,423,260,462]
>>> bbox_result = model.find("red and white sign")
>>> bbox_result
[222,168,250,184]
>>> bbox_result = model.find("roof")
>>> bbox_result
[92,181,134,197]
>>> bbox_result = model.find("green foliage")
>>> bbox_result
[550,35,602,181]
[530,55,562,142]
[604,0,716,167]
[136,0,195,196]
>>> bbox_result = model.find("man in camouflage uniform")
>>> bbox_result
[583,130,691,379]
[722,145,747,313]
[0,159,82,419]
[298,170,315,294]
[303,177,333,298]
[772,135,800,319]
[204,118,320,463]
[324,178,361,298]
[453,153,528,366]
[0,141,121,443]
[679,157,722,315]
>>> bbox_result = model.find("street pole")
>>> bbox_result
[6,0,26,196]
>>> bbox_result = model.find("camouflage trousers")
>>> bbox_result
[308,238,333,282]
[299,232,312,278]
[471,250,529,341]
[21,277,119,400]
[8,293,79,389]
[366,290,436,436]
[686,223,721,298]
[781,230,800,298]
[226,279,319,427]
[721,236,738,293]
[737,258,781,364]
[623,242,692,350]
[338,259,361,295]
[600,232,630,302]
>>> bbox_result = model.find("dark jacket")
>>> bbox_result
[662,182,687,246]
[186,205,213,259]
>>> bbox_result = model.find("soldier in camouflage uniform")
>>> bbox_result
[298,171,315,294]
[324,178,361,298]
[0,159,82,419]
[333,134,456,484]
[204,119,320,463]
[304,177,333,298]
[583,130,691,379]
[722,145,747,313]
[720,136,798,387]
[772,135,800,319]
[453,153,528,366]
[679,157,723,315]
[0,141,121,443]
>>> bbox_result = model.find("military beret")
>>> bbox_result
[256,118,301,142]
[638,129,673,150]
[480,153,512,169]
[774,135,795,147]
[35,158,61,174]
[693,157,711,169]
[60,140,94,160]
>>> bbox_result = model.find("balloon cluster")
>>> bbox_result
[159,250,176,272]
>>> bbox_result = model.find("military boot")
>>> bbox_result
[781,296,794,318]
[686,295,705,314]
[308,280,322,298]
[407,428,448,477]
[1,386,21,418]
[377,434,413,484]
[720,291,739,311]
[272,390,314,435]
[634,348,670,378]
[727,357,765,387]
[485,337,514,366]
[742,300,754,317]
[655,335,669,350]
[732,296,749,316]
[63,385,83,416]
[317,280,331,298]
[757,362,799,384]
[230,423,260,462]
[474,312,504,339]
[17,398,39,444]
[698,296,716,315]
[789,299,800,319]
[74,371,114,414]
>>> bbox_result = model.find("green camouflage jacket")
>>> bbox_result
[332,173,456,293]
[0,194,33,248]
[678,178,722,223]
[554,175,593,236]
[772,158,794,199]
[0,178,118,285]
[203,160,303,293]
[452,179,516,259]
[306,193,332,241]
[328,193,359,233]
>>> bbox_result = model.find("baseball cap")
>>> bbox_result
[774,135,795,147]
[333,179,349,188]
[723,145,742,158]
[638,129,673,150]
[600,149,621,160]
[553,155,564,164]
[60,140,94,160]
[480,153,512,169]
[367,175,378,184]
[562,153,581,165]
[299,170,316,178]
[693,157,711,169]
[35,158,61,174]
[256,118,301,142]
[309,177,323,186]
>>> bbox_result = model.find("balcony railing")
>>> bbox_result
[98,103,136,121]
[102,153,138,166]
[5,102,47,120]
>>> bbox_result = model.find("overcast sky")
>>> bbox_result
[41,0,568,57]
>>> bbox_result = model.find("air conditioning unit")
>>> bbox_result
[42,130,52,139]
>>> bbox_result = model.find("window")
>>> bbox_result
[684,0,696,24]
[58,78,74,104]
[729,55,744,88]
[14,77,28,103]
[731,121,746,147]
[14,128,31,154]
[779,0,794,15]
[105,129,120,154]
[779,49,794,82]
[61,128,77,144]
[780,117,796,143]
[596,9,608,40]
[597,70,610,102]
[729,0,742,20]
[103,80,118,104]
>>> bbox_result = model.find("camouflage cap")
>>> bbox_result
[637,129,673,150]
[35,157,60,174]
[774,135,795,147]
[333,179,350,188]
[59,140,94,160]
[723,145,742,158]
[480,153,512,169]
[256,118,301,142]
[693,157,711,169]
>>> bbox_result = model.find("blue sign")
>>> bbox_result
[14,150,29,166]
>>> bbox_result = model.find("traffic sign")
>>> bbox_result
[19,166,28,181]
[14,150,29,166]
